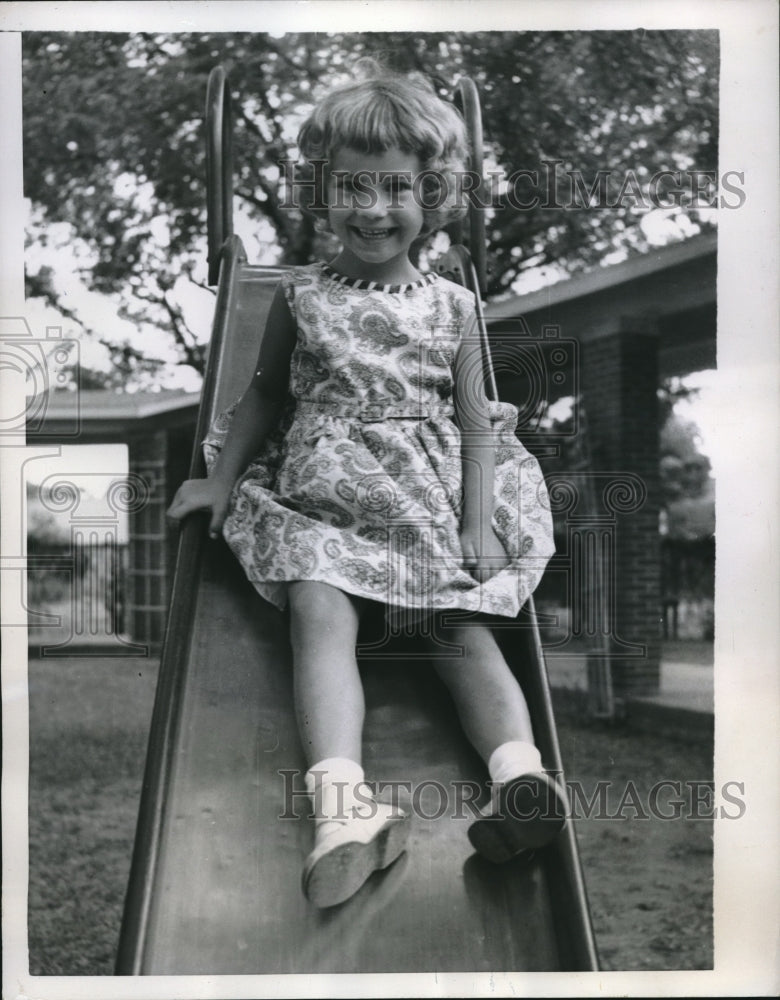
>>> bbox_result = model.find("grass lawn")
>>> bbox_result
[27,655,158,976]
[26,652,713,975]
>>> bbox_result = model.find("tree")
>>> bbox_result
[658,379,714,541]
[22,30,718,388]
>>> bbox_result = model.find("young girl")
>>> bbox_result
[167,63,566,909]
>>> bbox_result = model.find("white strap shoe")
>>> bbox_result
[303,800,410,908]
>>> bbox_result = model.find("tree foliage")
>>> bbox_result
[22,30,718,386]
[658,380,714,540]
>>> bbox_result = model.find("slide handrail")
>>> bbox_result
[445,75,599,971]
[453,77,487,298]
[116,235,248,973]
[206,65,234,286]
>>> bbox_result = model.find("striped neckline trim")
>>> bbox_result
[320,263,437,293]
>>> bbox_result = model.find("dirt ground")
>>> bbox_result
[554,713,713,970]
[25,656,713,975]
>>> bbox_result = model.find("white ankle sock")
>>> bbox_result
[305,757,372,824]
[487,740,544,784]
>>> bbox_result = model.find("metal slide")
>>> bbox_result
[116,66,598,976]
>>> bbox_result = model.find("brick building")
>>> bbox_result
[28,390,199,652]
[484,230,716,700]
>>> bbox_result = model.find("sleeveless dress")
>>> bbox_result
[203,262,554,618]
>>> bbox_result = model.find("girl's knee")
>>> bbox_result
[430,614,495,652]
[288,581,362,634]
[428,618,505,681]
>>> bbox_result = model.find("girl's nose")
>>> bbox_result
[355,187,389,219]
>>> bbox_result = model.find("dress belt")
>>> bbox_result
[294,399,454,423]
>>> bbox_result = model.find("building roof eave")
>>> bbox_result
[485,230,717,323]
[26,389,203,444]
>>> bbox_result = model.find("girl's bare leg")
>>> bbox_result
[287,581,410,906]
[426,614,566,861]
[287,580,365,766]
[426,616,535,760]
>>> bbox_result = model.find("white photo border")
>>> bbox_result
[2,2,778,997]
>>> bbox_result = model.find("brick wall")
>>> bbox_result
[581,326,662,699]
[127,430,169,650]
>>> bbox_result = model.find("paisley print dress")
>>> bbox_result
[203,262,554,618]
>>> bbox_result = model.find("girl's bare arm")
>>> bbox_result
[167,284,296,537]
[453,318,506,582]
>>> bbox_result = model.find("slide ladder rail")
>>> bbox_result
[206,65,234,286]
[452,76,488,298]
[441,77,599,970]
[510,608,601,969]
[116,236,248,974]
[435,243,598,970]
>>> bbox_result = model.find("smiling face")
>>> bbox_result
[326,147,425,284]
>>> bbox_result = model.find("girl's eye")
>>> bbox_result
[388,174,412,189]
[379,177,412,200]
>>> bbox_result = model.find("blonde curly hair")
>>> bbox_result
[296,59,470,236]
